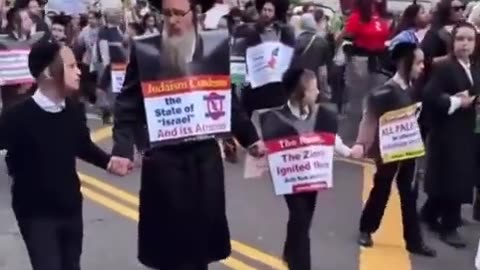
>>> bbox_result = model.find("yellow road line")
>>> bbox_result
[79,172,286,270]
[90,126,112,143]
[359,164,411,270]
[81,185,257,270]
[88,125,411,270]
[80,173,139,206]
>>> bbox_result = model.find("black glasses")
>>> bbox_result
[162,8,192,17]
[452,5,466,12]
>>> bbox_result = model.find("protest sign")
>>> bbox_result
[109,42,128,93]
[378,103,425,163]
[245,41,293,88]
[133,32,231,146]
[0,36,37,86]
[230,32,248,87]
[264,132,335,195]
[257,106,335,195]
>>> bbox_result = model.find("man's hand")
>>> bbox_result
[247,140,267,158]
[107,156,133,176]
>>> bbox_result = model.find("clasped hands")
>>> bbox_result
[455,90,477,108]
[107,156,134,176]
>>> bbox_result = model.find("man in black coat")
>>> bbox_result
[109,0,265,269]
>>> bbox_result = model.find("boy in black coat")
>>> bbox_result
[0,40,132,270]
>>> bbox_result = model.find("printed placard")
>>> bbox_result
[378,104,425,163]
[111,63,126,93]
[265,132,335,195]
[0,50,34,86]
[142,75,232,145]
[230,56,246,86]
[245,41,293,88]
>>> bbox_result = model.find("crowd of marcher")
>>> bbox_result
[2,0,480,269]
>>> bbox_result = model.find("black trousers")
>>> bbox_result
[15,213,83,270]
[359,159,423,246]
[422,197,462,233]
[283,192,317,270]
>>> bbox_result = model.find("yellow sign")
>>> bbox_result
[378,103,425,163]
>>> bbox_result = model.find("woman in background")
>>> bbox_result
[343,0,391,142]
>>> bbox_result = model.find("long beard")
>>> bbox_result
[161,30,196,75]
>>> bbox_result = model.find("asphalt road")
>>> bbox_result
[0,118,479,270]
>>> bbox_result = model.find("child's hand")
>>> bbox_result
[107,156,133,176]
[350,144,364,159]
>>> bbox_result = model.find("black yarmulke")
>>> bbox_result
[390,42,418,62]
[51,13,72,27]
[282,68,305,96]
[148,0,216,13]
[28,39,61,79]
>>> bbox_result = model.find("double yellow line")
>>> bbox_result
[83,126,287,270]
[85,126,412,270]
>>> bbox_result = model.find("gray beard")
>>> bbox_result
[161,30,196,74]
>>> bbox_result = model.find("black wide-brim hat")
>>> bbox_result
[255,0,289,21]
[148,0,217,13]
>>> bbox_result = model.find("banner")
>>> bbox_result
[245,41,294,88]
[109,42,128,93]
[230,35,248,87]
[264,133,335,195]
[378,103,425,163]
[0,36,36,86]
[257,106,335,195]
[133,32,232,146]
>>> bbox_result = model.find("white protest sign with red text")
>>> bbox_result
[142,75,232,145]
[265,132,335,195]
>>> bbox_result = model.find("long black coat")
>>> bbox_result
[423,57,480,203]
[112,35,259,269]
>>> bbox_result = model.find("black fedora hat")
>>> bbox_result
[148,0,217,13]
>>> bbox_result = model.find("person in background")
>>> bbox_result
[50,14,70,46]
[422,0,465,67]
[420,0,467,229]
[292,13,330,102]
[302,2,315,14]
[243,5,259,23]
[395,3,431,43]
[14,0,49,34]
[1,7,35,113]
[75,10,102,111]
[0,0,9,31]
[342,0,391,143]
[241,0,293,116]
[351,37,436,257]
[97,8,125,124]
[226,7,243,34]
[422,22,480,248]
[0,40,131,270]
[141,12,160,35]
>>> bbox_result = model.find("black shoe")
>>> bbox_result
[406,243,437,257]
[358,232,373,247]
[440,231,467,249]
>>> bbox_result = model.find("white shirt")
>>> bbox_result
[32,90,65,113]
[287,101,351,157]
[449,59,473,115]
